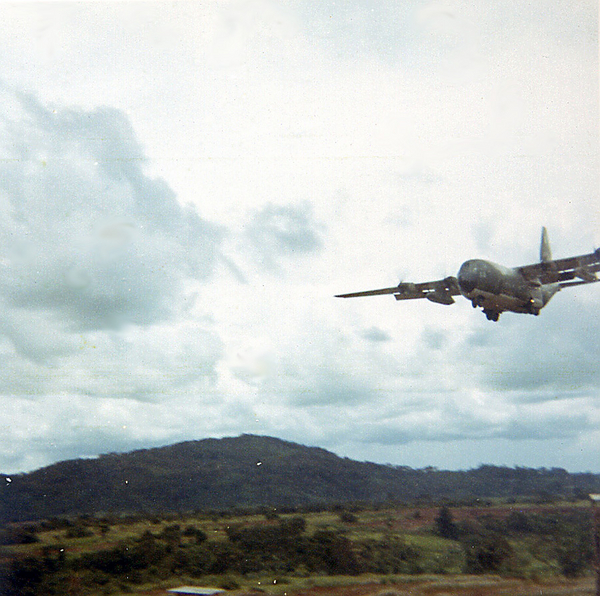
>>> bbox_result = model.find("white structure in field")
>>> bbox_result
[167,588,225,595]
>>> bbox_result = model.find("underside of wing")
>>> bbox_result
[336,276,461,305]
[518,248,600,286]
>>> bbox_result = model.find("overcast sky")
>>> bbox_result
[1,1,598,475]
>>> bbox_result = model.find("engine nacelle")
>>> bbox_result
[394,283,416,300]
[426,288,455,305]
[574,267,597,283]
[397,282,416,294]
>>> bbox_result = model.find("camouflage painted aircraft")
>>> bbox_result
[336,228,600,321]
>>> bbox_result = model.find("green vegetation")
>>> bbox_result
[1,502,595,595]
[2,435,600,524]
[2,437,598,594]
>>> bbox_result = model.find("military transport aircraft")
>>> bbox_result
[336,227,600,321]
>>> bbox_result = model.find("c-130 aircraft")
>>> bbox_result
[336,227,600,321]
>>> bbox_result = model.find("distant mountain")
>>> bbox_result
[2,434,599,523]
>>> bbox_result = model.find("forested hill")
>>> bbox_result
[2,434,599,523]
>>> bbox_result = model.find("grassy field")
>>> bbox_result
[81,573,597,596]
[2,501,597,595]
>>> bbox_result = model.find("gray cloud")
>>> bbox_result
[361,326,392,342]
[495,412,594,442]
[461,299,600,395]
[0,86,224,340]
[244,201,324,271]
[325,391,597,451]
[291,1,422,66]
[421,327,448,350]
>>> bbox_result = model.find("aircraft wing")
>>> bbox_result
[518,248,600,287]
[336,276,461,305]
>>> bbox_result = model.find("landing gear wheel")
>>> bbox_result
[472,296,485,308]
[483,309,499,322]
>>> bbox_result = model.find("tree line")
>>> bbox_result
[3,434,600,524]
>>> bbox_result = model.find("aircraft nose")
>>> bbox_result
[458,261,477,294]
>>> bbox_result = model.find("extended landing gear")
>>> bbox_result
[471,296,485,308]
[471,296,499,320]
[483,309,500,322]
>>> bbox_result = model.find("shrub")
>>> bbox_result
[461,532,513,574]
[0,525,40,545]
[306,530,360,575]
[65,524,94,539]
[183,525,208,543]
[434,507,459,541]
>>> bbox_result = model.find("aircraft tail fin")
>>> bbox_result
[540,226,552,263]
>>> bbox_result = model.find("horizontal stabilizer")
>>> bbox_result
[559,277,600,289]
[574,267,597,282]
[519,247,600,285]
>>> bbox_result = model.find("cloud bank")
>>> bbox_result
[0,87,223,336]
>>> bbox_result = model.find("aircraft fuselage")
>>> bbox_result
[457,259,559,320]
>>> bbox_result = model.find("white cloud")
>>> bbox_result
[242,201,324,271]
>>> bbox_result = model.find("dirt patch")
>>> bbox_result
[285,576,595,596]
[135,576,594,596]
